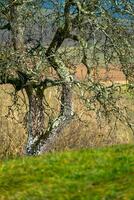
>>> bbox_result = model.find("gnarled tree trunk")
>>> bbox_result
[25,84,74,155]
[1,0,74,156]
[25,86,45,155]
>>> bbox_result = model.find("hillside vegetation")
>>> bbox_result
[0,145,134,200]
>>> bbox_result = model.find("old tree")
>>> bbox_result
[0,0,134,155]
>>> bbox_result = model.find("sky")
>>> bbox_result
[43,0,134,20]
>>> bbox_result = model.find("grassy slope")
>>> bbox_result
[0,145,134,200]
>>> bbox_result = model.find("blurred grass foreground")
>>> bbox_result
[0,144,134,200]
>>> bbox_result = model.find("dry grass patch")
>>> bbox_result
[0,81,134,158]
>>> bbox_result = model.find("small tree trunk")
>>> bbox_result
[39,84,74,153]
[25,86,45,155]
[9,0,25,51]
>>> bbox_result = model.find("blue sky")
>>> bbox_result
[43,0,64,9]
[43,0,133,19]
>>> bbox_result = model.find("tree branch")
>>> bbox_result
[0,23,11,30]
[46,0,75,81]
[0,73,21,89]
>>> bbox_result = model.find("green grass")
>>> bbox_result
[1,145,134,200]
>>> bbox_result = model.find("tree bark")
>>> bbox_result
[39,84,74,153]
[25,84,74,155]
[25,86,45,155]
[9,0,25,51]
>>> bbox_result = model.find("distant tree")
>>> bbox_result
[0,0,134,155]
